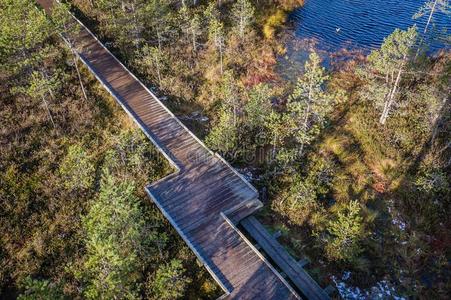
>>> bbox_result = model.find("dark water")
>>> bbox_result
[278,0,450,79]
[291,0,450,51]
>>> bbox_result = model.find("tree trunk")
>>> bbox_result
[73,53,88,102]
[299,102,311,155]
[192,29,197,52]
[380,63,404,125]
[415,0,438,59]
[41,95,56,128]
[219,45,223,74]
[424,0,438,34]
[155,59,162,87]
[240,16,244,38]
[132,3,140,49]
[157,28,162,51]
[272,133,277,160]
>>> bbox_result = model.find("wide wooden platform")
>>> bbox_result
[37,1,299,298]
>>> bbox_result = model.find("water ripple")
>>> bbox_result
[289,0,451,52]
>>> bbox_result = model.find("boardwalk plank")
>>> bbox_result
[241,216,330,300]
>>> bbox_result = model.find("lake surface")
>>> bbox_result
[278,0,450,79]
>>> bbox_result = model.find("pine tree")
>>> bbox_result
[359,26,418,125]
[413,0,450,59]
[136,45,168,88]
[50,2,88,102]
[219,71,241,126]
[80,174,147,299]
[18,277,64,300]
[278,176,318,225]
[142,0,172,50]
[146,259,191,300]
[95,0,171,55]
[244,83,272,131]
[102,129,160,180]
[0,0,52,75]
[206,106,238,155]
[324,201,365,263]
[243,84,273,158]
[264,110,289,163]
[59,144,95,191]
[286,52,331,157]
[414,0,450,36]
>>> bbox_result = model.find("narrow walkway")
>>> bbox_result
[37,1,298,298]
[241,217,331,300]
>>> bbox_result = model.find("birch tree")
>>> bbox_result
[231,0,255,38]
[50,2,88,102]
[414,0,450,35]
[206,2,225,74]
[179,5,202,52]
[136,45,168,88]
[208,18,226,74]
[413,0,450,57]
[360,27,418,125]
[14,71,60,128]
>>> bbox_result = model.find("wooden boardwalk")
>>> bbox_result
[37,1,299,298]
[241,217,331,300]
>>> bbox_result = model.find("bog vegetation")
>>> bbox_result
[1,0,449,299]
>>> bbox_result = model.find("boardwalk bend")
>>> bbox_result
[37,1,330,299]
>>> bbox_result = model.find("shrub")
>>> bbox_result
[324,201,365,263]
[263,10,286,39]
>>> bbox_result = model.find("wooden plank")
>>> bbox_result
[227,200,262,224]
[155,164,228,198]
[220,255,263,285]
[162,171,238,208]
[128,98,163,111]
[221,213,299,299]
[298,258,310,268]
[226,257,267,286]
[175,191,252,230]
[165,183,236,216]
[240,216,330,300]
